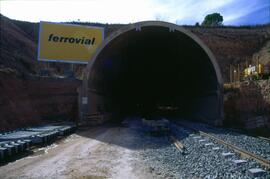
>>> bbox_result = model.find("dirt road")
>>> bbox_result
[0,119,157,179]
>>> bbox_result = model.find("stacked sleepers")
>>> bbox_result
[0,123,76,161]
[0,140,31,160]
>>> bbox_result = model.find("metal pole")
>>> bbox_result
[237,64,240,82]
[230,64,232,83]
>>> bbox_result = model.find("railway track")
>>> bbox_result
[175,122,270,170]
[170,135,186,154]
[259,136,270,143]
[199,130,270,169]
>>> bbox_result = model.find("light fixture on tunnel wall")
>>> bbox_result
[169,27,175,32]
[135,25,141,31]
[79,21,224,126]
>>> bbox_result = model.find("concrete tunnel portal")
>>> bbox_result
[81,21,223,125]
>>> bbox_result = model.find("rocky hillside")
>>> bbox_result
[0,15,39,74]
[1,14,269,81]
[0,14,123,78]
[190,27,270,81]
[251,41,270,65]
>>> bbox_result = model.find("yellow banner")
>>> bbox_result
[38,21,104,64]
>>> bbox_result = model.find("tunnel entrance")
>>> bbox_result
[81,21,223,125]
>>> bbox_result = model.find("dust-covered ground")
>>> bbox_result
[0,118,166,179]
[2,118,268,179]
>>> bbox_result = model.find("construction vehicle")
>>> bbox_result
[243,64,270,80]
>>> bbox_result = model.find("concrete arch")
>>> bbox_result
[86,21,223,84]
[81,21,224,125]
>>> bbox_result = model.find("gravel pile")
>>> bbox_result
[133,119,270,178]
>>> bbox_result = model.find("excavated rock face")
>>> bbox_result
[251,40,270,67]
[224,79,270,127]
[0,71,80,131]
[257,80,270,103]
[190,28,270,82]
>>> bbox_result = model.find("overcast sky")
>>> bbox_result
[1,0,269,25]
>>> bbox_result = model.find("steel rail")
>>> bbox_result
[170,135,185,153]
[177,122,270,169]
[199,130,270,169]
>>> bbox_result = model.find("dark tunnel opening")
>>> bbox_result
[84,22,223,125]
